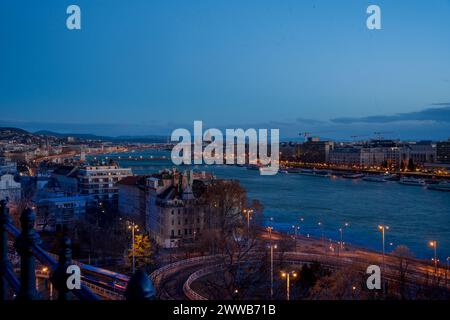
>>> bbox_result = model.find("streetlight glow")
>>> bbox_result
[429,240,438,274]
[280,270,297,300]
[378,224,389,295]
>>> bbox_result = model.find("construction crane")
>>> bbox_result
[299,131,336,142]
[373,132,393,140]
[350,134,369,139]
[299,132,312,142]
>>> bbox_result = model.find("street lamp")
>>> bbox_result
[128,221,139,273]
[338,222,349,256]
[446,257,449,285]
[378,225,389,261]
[268,243,277,299]
[243,208,254,239]
[266,226,273,242]
[318,221,325,253]
[429,240,438,275]
[291,225,300,238]
[338,228,343,252]
[378,225,389,294]
[280,270,297,300]
[299,217,304,235]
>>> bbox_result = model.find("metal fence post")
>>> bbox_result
[51,236,72,300]
[0,200,12,300]
[125,269,156,300]
[14,207,42,300]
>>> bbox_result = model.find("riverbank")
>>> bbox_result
[283,161,450,180]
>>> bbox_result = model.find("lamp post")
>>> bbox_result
[446,257,449,285]
[291,225,300,251]
[269,243,277,299]
[340,222,349,250]
[378,224,389,295]
[318,222,325,253]
[128,221,139,273]
[41,266,52,300]
[378,225,389,265]
[280,270,297,300]
[299,217,304,236]
[429,240,438,275]
[338,222,349,257]
[266,226,273,242]
[243,209,254,239]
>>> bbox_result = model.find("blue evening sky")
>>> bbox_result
[1,0,450,139]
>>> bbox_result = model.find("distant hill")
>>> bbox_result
[34,130,105,141]
[0,126,168,144]
[0,127,33,140]
[0,127,30,136]
[34,130,168,143]
[0,126,49,144]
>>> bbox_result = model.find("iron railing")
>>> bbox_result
[0,200,155,300]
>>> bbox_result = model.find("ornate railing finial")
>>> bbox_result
[0,200,12,300]
[51,236,73,300]
[125,269,156,300]
[14,207,42,300]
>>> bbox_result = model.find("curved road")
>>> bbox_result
[152,235,449,300]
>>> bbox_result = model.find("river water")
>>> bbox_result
[93,150,450,260]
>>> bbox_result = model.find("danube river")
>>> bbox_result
[94,150,450,260]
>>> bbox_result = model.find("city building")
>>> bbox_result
[0,158,21,203]
[0,157,17,175]
[36,191,95,232]
[279,142,299,162]
[0,173,21,203]
[117,175,149,229]
[299,137,334,164]
[407,141,436,165]
[329,147,362,166]
[360,147,386,168]
[3,150,34,163]
[77,164,132,209]
[51,165,79,193]
[118,168,216,248]
[146,169,213,248]
[437,140,450,164]
[327,140,436,169]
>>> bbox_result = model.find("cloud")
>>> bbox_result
[331,106,450,124]
[296,117,325,125]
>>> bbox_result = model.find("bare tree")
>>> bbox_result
[308,264,369,300]
[196,179,267,299]
[391,245,414,299]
